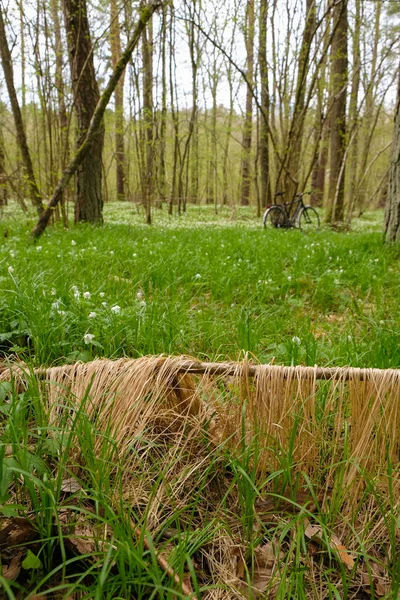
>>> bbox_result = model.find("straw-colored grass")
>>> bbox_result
[1,356,399,598]
[2,356,399,502]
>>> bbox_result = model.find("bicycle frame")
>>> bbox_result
[263,190,319,230]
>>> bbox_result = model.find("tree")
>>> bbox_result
[240,0,255,206]
[63,0,104,223]
[0,5,43,216]
[384,66,400,242]
[258,0,271,209]
[110,0,126,201]
[326,0,348,224]
[31,1,161,239]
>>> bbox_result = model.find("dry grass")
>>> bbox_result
[1,355,399,597]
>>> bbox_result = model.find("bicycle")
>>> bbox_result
[263,190,320,232]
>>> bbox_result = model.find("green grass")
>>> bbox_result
[0,204,399,368]
[0,203,399,598]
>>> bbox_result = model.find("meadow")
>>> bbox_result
[0,205,399,599]
[1,205,399,369]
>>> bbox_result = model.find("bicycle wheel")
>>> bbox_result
[298,206,320,232]
[263,206,287,229]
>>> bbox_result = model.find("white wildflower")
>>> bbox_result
[195,274,201,280]
[8,266,14,273]
[83,333,95,344]
[101,302,107,307]
[51,288,57,296]
[83,291,91,299]
[71,240,76,246]
[136,290,144,300]
[139,300,146,308]
[99,292,105,298]
[88,312,97,319]
[74,291,80,300]
[292,336,301,346]
[36,246,42,251]
[111,305,121,314]
[58,310,66,317]
[9,250,15,258]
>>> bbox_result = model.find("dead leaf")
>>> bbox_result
[2,552,23,579]
[60,477,82,493]
[304,523,355,570]
[0,517,38,549]
[360,560,391,597]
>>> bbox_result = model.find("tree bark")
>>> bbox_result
[326,0,348,224]
[63,0,104,223]
[0,6,43,216]
[384,66,400,242]
[31,1,161,240]
[258,0,271,208]
[110,0,126,201]
[142,17,154,224]
[240,0,255,206]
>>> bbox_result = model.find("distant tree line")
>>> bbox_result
[0,0,399,237]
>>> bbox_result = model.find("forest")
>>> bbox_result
[0,0,399,233]
[1,1,400,599]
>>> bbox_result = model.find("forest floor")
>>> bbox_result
[0,203,399,599]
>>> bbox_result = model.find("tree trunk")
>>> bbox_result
[50,0,69,226]
[326,0,348,224]
[240,0,255,206]
[110,0,126,201]
[142,17,154,224]
[31,1,161,240]
[258,0,271,208]
[0,7,43,216]
[158,4,167,202]
[63,0,104,223]
[384,67,400,242]
[345,0,361,222]
[0,129,7,206]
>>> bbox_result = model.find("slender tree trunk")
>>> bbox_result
[240,0,255,206]
[384,66,400,242]
[282,0,316,201]
[110,0,126,201]
[63,0,104,223]
[355,0,381,211]
[258,0,271,208]
[168,8,180,215]
[326,0,348,224]
[142,17,154,224]
[50,0,69,225]
[0,130,7,206]
[345,0,361,222]
[0,6,43,216]
[159,4,167,202]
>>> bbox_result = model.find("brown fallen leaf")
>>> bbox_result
[2,552,23,579]
[304,522,355,570]
[0,517,38,549]
[60,477,82,494]
[240,542,283,599]
[360,560,392,597]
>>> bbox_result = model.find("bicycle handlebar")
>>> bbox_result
[295,190,313,198]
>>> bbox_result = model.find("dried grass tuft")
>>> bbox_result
[1,357,399,505]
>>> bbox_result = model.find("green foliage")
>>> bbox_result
[0,205,399,368]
